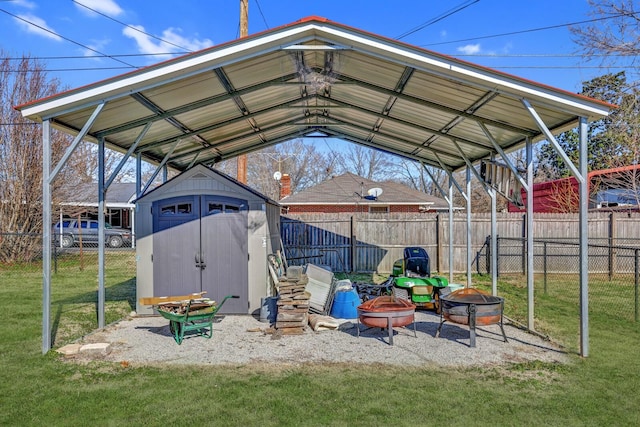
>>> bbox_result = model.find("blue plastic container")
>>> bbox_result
[259,296,278,323]
[330,289,360,319]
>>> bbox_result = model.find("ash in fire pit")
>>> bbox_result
[436,288,508,348]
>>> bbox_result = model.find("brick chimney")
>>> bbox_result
[280,173,291,199]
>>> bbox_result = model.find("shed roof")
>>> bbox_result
[16,16,612,175]
[280,172,451,210]
[135,163,280,206]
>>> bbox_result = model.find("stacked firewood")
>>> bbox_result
[275,271,310,335]
[156,299,215,315]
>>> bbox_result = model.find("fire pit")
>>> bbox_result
[357,296,416,346]
[436,288,507,348]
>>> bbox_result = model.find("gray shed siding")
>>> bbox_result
[135,165,279,315]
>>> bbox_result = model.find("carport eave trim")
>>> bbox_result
[307,23,613,119]
[17,24,327,121]
[18,18,611,123]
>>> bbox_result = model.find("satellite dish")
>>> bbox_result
[367,187,383,198]
[273,171,282,181]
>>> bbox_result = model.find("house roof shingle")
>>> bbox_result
[61,182,137,207]
[280,172,451,210]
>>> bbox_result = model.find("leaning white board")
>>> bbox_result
[304,264,334,314]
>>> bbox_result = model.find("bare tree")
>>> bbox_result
[541,179,581,213]
[590,165,640,208]
[391,159,450,197]
[538,72,639,179]
[276,139,335,193]
[0,53,69,262]
[63,141,128,186]
[336,145,397,181]
[569,1,640,168]
[213,139,333,200]
[571,0,640,82]
[212,157,234,175]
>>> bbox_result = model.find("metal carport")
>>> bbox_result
[16,16,613,355]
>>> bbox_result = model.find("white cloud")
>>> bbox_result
[81,39,111,59]
[457,44,481,55]
[14,13,62,41]
[160,28,213,51]
[74,0,123,17]
[12,0,37,9]
[123,25,213,59]
[440,30,447,38]
[484,43,513,57]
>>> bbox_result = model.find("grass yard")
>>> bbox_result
[1,254,639,426]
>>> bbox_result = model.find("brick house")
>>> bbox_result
[278,172,451,214]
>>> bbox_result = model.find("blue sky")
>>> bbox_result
[0,0,619,94]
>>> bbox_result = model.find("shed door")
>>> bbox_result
[200,196,248,314]
[152,195,248,314]
[153,196,201,297]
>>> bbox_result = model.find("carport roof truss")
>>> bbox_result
[16,16,612,174]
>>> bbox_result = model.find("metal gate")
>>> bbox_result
[152,195,248,314]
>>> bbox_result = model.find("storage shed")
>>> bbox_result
[135,164,281,315]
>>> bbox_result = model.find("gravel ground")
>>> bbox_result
[80,311,569,368]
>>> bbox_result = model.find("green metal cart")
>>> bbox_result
[157,295,239,344]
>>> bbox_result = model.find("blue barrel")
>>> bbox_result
[331,289,361,319]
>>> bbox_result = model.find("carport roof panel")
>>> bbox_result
[16,16,613,172]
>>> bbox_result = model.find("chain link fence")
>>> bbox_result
[5,229,638,346]
[0,232,136,346]
[476,236,640,323]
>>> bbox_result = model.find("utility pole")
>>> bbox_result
[236,0,248,183]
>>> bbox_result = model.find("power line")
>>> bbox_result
[422,11,639,47]
[0,7,138,69]
[1,57,635,74]
[1,3,636,76]
[253,0,269,29]
[396,0,479,40]
[487,65,638,70]
[454,53,628,58]
[1,52,632,62]
[1,53,186,61]
[7,66,135,73]
[71,0,194,53]
[2,62,636,75]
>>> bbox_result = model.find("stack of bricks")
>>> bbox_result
[275,268,310,335]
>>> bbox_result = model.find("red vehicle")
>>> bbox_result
[508,165,640,213]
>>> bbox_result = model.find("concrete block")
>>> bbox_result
[79,342,112,356]
[56,343,82,356]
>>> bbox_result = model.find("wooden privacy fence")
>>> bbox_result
[280,212,640,274]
